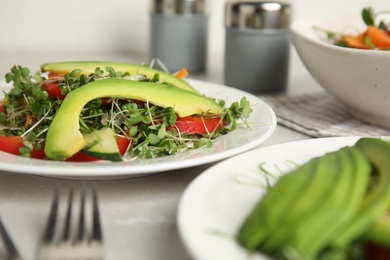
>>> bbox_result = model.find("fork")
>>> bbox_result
[0,217,22,260]
[36,188,104,260]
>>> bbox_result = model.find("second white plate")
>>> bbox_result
[177,136,376,260]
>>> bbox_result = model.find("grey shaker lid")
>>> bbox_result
[225,0,291,29]
[151,0,207,15]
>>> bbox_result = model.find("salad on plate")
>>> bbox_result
[0,61,252,162]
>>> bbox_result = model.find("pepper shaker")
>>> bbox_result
[224,0,291,93]
[150,0,208,72]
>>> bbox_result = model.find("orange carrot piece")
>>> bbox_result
[366,26,390,48]
[24,114,34,129]
[175,68,189,79]
[342,33,370,49]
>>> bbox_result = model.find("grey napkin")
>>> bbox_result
[262,93,390,137]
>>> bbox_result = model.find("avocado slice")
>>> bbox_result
[44,78,223,161]
[41,61,198,93]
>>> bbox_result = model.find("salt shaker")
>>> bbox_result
[150,0,208,72]
[224,1,291,93]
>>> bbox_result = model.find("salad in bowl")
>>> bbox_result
[290,6,390,129]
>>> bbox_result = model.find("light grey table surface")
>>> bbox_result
[0,50,321,260]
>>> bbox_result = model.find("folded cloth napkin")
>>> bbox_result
[262,93,390,137]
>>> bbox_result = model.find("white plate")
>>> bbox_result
[177,136,375,260]
[0,79,276,180]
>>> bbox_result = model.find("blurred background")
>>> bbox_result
[0,0,387,86]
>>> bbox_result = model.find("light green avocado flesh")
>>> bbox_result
[40,61,198,93]
[44,78,223,161]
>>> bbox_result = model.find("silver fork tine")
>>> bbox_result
[92,189,102,242]
[62,189,73,242]
[42,190,59,243]
[0,217,22,260]
[76,190,85,242]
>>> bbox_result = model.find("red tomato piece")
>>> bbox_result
[172,116,226,134]
[0,136,24,155]
[66,151,100,162]
[0,101,4,113]
[100,98,110,105]
[0,136,46,159]
[43,80,66,100]
[30,147,47,159]
[365,242,390,260]
[117,135,131,155]
[132,100,146,107]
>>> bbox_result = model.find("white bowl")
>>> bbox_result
[291,18,390,129]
